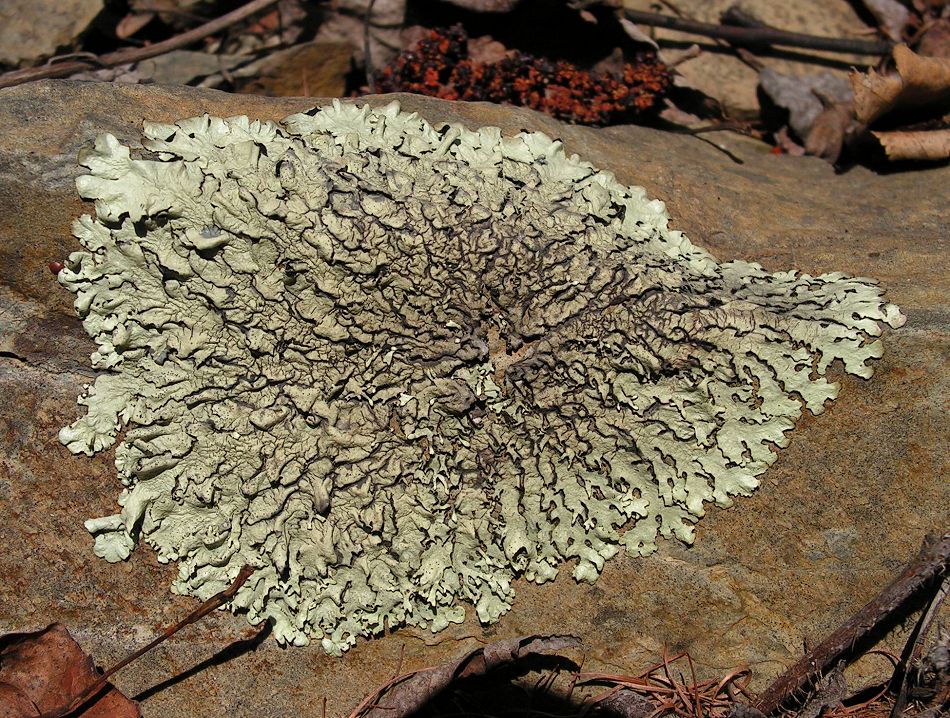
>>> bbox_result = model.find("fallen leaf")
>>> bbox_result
[314,0,406,70]
[619,17,659,50]
[350,634,580,718]
[436,0,521,9]
[659,98,704,127]
[860,0,911,42]
[595,687,656,718]
[759,69,852,140]
[0,682,39,718]
[233,41,351,97]
[872,128,950,159]
[773,125,806,155]
[851,44,950,124]
[797,666,846,718]
[804,101,854,162]
[657,43,701,70]
[467,35,509,66]
[115,12,155,40]
[0,624,139,718]
[133,49,251,86]
[918,18,950,59]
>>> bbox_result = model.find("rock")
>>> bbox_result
[0,0,104,66]
[0,80,947,717]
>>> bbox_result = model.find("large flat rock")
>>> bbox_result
[0,80,946,717]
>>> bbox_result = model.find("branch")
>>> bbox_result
[755,531,950,715]
[0,0,281,90]
[622,8,893,57]
[42,565,256,718]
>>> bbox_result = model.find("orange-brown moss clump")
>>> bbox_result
[376,25,670,125]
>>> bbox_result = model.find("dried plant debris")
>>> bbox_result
[0,624,139,718]
[351,634,579,718]
[852,43,950,161]
[59,101,904,654]
[376,26,670,125]
[852,44,950,126]
[759,69,853,141]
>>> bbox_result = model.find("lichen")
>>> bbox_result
[59,100,905,654]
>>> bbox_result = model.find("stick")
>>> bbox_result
[42,565,256,718]
[622,8,892,57]
[755,531,950,715]
[0,0,281,90]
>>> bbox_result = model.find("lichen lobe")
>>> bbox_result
[59,100,904,654]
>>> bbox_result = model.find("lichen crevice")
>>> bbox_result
[59,100,904,654]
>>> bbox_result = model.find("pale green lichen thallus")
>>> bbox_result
[58,100,905,654]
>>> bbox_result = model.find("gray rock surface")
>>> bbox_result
[0,80,946,717]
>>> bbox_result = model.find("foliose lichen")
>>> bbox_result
[59,100,904,654]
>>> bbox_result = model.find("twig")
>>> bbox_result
[622,8,892,56]
[0,0,281,90]
[42,565,255,718]
[756,531,950,715]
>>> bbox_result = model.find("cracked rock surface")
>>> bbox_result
[0,82,946,716]
[59,101,901,653]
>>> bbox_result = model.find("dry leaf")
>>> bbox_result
[804,101,854,162]
[872,128,950,159]
[851,44,950,124]
[861,0,911,42]
[0,624,140,718]
[468,35,509,65]
[351,635,580,718]
[797,666,846,718]
[759,69,852,140]
[115,12,155,40]
[314,0,406,69]
[233,41,351,97]
[918,19,950,59]
[595,687,656,718]
[619,17,659,50]
[773,126,807,155]
[437,0,521,9]
[657,44,701,70]
[658,98,703,127]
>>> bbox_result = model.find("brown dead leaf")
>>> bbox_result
[314,0,406,69]
[0,624,140,718]
[350,634,580,718]
[115,12,155,40]
[773,126,806,156]
[759,69,853,140]
[594,686,656,718]
[851,44,950,124]
[234,41,350,97]
[0,682,39,717]
[797,666,847,718]
[860,0,911,42]
[468,35,509,66]
[919,19,950,59]
[872,128,950,159]
[619,17,659,51]
[437,0,521,10]
[804,101,854,162]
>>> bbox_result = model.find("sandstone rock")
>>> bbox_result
[0,80,946,717]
